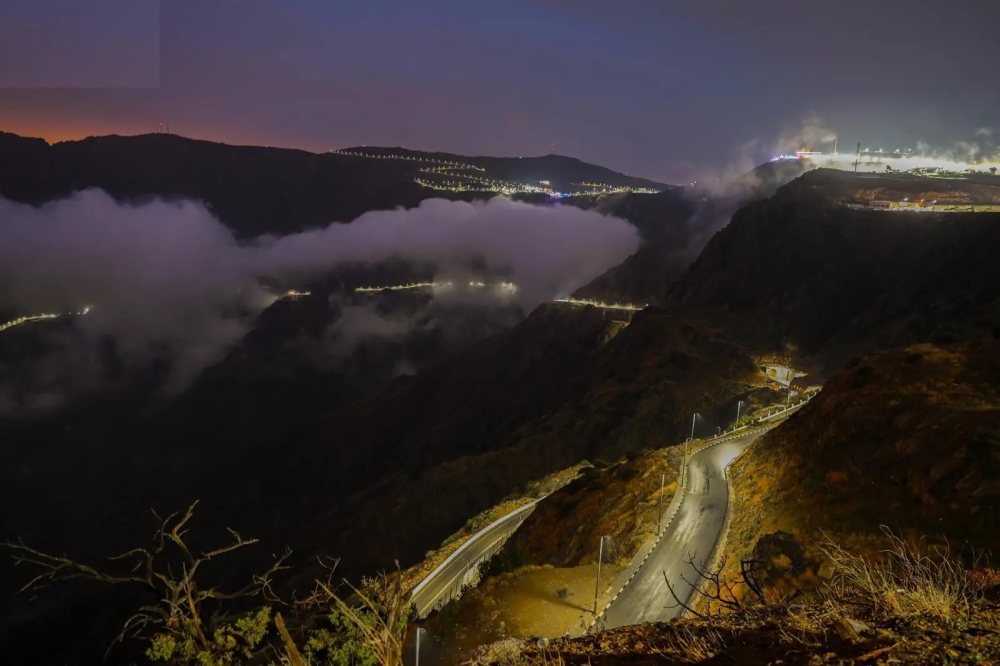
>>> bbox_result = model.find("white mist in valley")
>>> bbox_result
[0,190,639,414]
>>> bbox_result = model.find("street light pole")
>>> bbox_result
[415,627,423,666]
[657,473,665,534]
[684,413,698,487]
[735,400,743,430]
[594,536,606,613]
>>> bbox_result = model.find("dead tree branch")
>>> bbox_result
[3,501,292,660]
[662,556,766,618]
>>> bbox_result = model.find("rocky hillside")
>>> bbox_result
[176,305,761,591]
[0,286,524,557]
[724,339,1000,602]
[571,159,812,305]
[462,339,1000,665]
[510,450,680,568]
[669,169,1000,373]
[569,192,697,304]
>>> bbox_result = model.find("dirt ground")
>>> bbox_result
[497,563,624,637]
[422,563,624,663]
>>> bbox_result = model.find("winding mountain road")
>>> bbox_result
[601,429,766,628]
[409,500,539,617]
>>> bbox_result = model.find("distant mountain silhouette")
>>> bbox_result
[0,131,668,238]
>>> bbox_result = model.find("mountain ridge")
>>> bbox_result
[0,131,669,238]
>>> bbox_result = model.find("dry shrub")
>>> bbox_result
[819,528,971,621]
[464,637,524,665]
[671,625,723,662]
[969,567,1000,595]
[777,605,825,647]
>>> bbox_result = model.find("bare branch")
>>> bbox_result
[3,500,291,664]
[662,570,705,618]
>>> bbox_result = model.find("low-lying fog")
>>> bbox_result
[0,191,639,415]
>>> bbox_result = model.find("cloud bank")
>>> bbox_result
[0,191,638,414]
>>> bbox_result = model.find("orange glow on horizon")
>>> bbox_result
[2,119,334,153]
[2,120,138,144]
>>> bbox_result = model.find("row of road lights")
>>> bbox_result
[593,401,741,615]
[593,400,737,614]
[419,396,796,644]
[412,552,477,664]
[595,394,807,622]
[595,396,783,618]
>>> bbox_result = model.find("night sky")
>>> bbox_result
[2,0,998,182]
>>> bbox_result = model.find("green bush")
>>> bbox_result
[146,606,272,665]
[303,606,379,666]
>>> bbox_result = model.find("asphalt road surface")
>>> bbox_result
[602,429,767,628]
[410,501,537,616]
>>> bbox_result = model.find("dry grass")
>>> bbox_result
[819,527,972,621]
[671,625,724,661]
[463,637,524,665]
[777,606,826,647]
[538,651,566,666]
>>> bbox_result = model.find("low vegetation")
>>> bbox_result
[487,529,1000,664]
[508,449,679,568]
[722,340,1000,607]
[3,503,415,666]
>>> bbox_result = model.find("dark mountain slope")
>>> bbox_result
[0,288,523,557]
[724,339,1000,605]
[0,132,673,239]
[0,131,437,237]
[567,191,697,303]
[569,160,813,305]
[188,305,759,586]
[668,168,1000,371]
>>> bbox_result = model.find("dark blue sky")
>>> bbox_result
[2,0,998,181]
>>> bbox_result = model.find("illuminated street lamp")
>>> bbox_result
[415,626,426,666]
[594,535,610,613]
[684,413,699,487]
[657,473,665,534]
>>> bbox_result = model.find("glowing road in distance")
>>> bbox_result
[553,297,645,312]
[355,281,518,294]
[353,284,644,311]
[0,306,91,333]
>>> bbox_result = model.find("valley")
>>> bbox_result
[2,133,999,665]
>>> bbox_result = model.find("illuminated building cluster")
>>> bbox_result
[331,148,661,197]
[414,176,553,195]
[0,306,91,334]
[283,290,311,298]
[573,182,661,195]
[769,149,1000,176]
